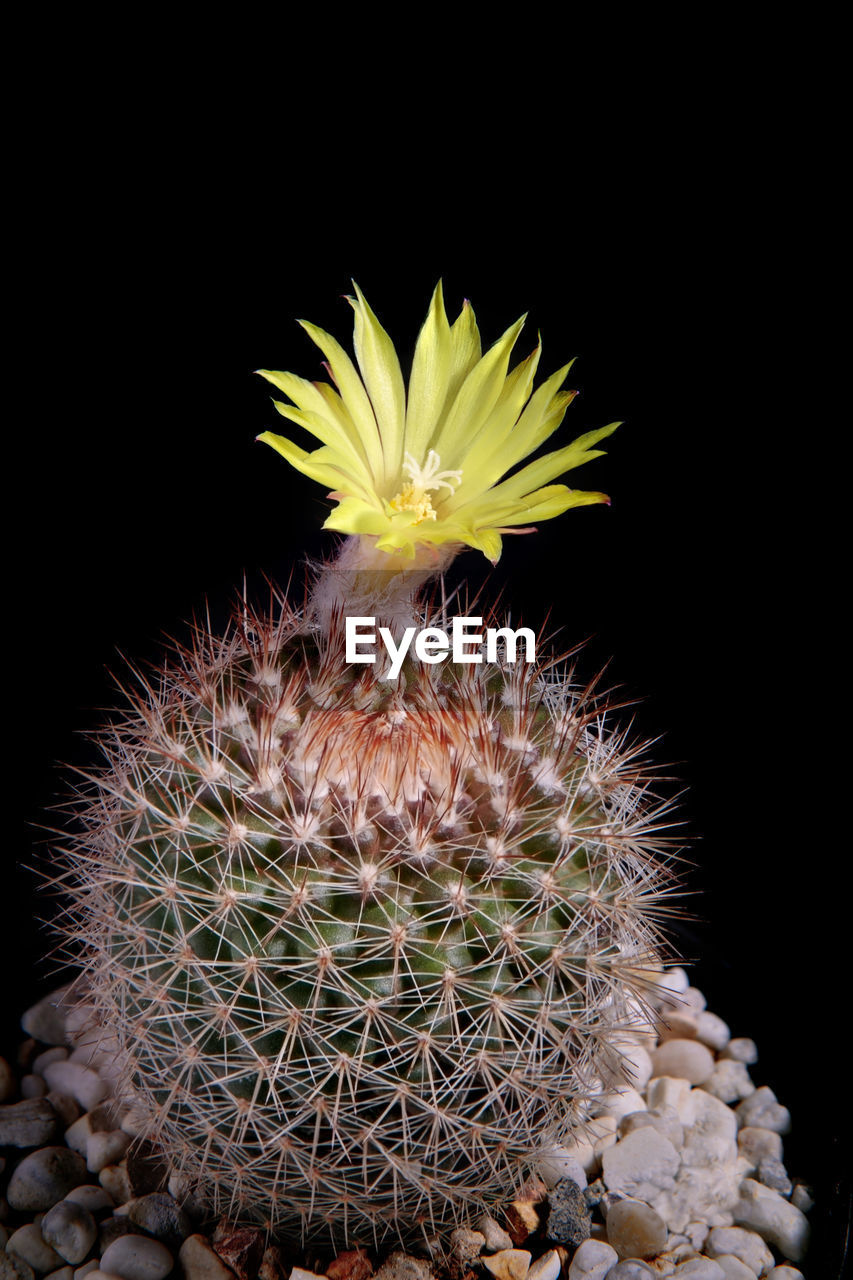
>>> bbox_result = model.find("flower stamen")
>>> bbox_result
[388,451,463,525]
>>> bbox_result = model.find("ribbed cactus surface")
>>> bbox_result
[58,592,675,1243]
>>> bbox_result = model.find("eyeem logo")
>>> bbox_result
[345,616,536,681]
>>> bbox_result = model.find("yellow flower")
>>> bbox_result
[257,283,619,563]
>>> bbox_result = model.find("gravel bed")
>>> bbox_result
[0,968,813,1280]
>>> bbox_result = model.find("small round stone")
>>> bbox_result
[711,1256,755,1280]
[41,1200,98,1265]
[21,1075,48,1099]
[671,1262,725,1278]
[0,1098,59,1148]
[607,1264,655,1280]
[44,1268,75,1280]
[64,1185,114,1214]
[567,1239,618,1279]
[546,1178,591,1246]
[1,1251,37,1280]
[650,1038,715,1085]
[6,1223,65,1274]
[179,1235,240,1280]
[123,1193,192,1248]
[7,1148,89,1212]
[100,1235,174,1280]
[605,1200,667,1260]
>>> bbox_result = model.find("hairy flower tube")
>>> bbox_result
[257,283,619,564]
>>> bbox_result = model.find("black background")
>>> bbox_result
[6,115,846,1272]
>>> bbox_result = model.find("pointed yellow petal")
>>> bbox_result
[349,283,406,486]
[298,319,384,481]
[322,496,389,535]
[257,431,375,503]
[430,314,527,468]
[269,401,373,485]
[405,281,453,462]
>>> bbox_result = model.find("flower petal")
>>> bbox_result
[349,283,407,487]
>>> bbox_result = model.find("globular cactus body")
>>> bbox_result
[58,591,675,1243]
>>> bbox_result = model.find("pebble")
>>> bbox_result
[44,1268,75,1280]
[448,1227,484,1271]
[733,1179,810,1261]
[534,1146,588,1190]
[720,1038,757,1065]
[99,1235,174,1280]
[545,1179,591,1246]
[0,1056,14,1102]
[481,1250,530,1280]
[21,1076,48,1100]
[7,1148,89,1212]
[98,1164,133,1205]
[74,1264,100,1280]
[650,1040,715,1085]
[734,1087,791,1134]
[619,1106,683,1150]
[41,1064,108,1115]
[0,1098,59,1147]
[477,1215,515,1252]
[766,1269,805,1279]
[41,1200,98,1265]
[705,1224,774,1274]
[671,1262,725,1278]
[98,1216,141,1253]
[701,1061,755,1105]
[21,987,75,1047]
[1,1254,37,1280]
[693,1012,731,1052]
[180,1234,243,1280]
[709,1257,754,1280]
[601,1128,680,1201]
[757,1155,792,1196]
[604,1199,667,1259]
[737,1126,782,1167]
[326,1248,374,1280]
[64,1186,115,1214]
[791,1184,814,1212]
[86,1132,130,1174]
[45,1094,81,1129]
[119,1193,192,1248]
[567,1239,618,1279]
[525,1250,561,1280]
[6,1223,66,1273]
[607,1264,655,1279]
[32,1048,70,1077]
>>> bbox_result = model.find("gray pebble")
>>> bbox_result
[21,987,75,1047]
[122,1193,192,1249]
[32,1049,69,1077]
[45,1094,81,1129]
[6,1223,65,1273]
[605,1199,667,1260]
[44,1269,75,1280]
[791,1184,814,1212]
[0,1057,14,1102]
[7,1148,89,1212]
[546,1178,591,1245]
[100,1235,174,1280]
[607,1264,655,1279]
[735,1086,791,1134]
[1,1252,36,1280]
[42,1064,107,1115]
[711,1257,754,1280]
[64,1186,114,1214]
[672,1262,725,1278]
[178,1235,238,1280]
[41,1201,98,1265]
[98,1218,141,1255]
[721,1038,758,1064]
[758,1156,792,1196]
[0,1098,59,1148]
[73,1264,100,1280]
[21,1076,48,1100]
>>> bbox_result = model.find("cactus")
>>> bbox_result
[54,285,679,1245]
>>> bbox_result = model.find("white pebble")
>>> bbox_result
[694,1011,730,1051]
[43,1062,108,1113]
[706,1225,774,1275]
[100,1235,174,1280]
[602,1127,680,1201]
[526,1250,561,1280]
[593,1087,648,1122]
[721,1038,758,1065]
[737,1127,783,1169]
[64,1114,94,1156]
[86,1131,130,1173]
[710,1256,754,1280]
[647,1076,693,1121]
[671,1262,724,1278]
[732,1179,810,1262]
[735,1087,791,1134]
[766,1269,805,1279]
[32,1048,69,1076]
[533,1146,587,1190]
[702,1060,755,1105]
[651,1040,715,1086]
[568,1239,618,1279]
